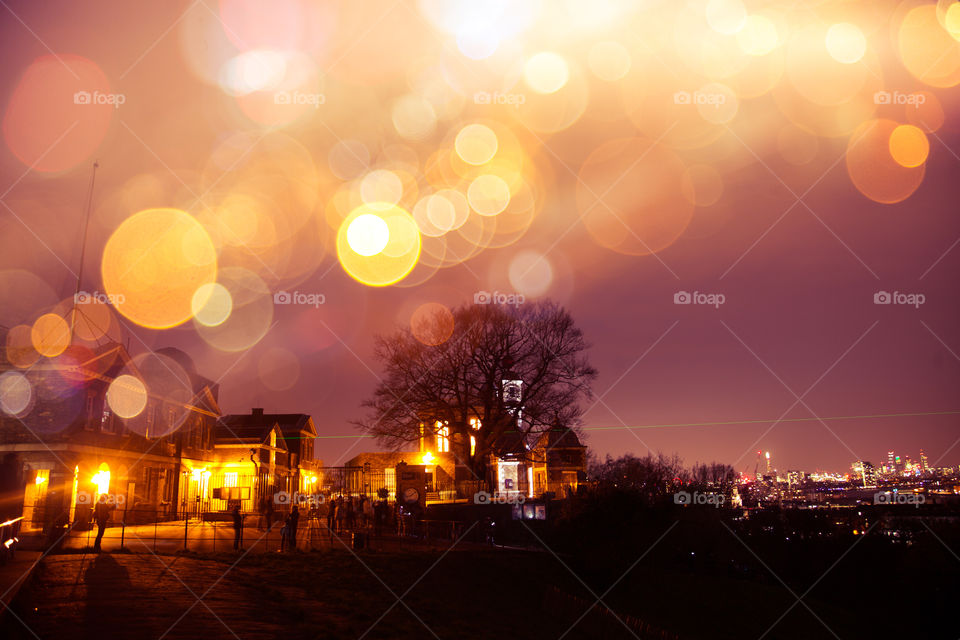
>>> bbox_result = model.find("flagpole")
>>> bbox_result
[71,160,99,339]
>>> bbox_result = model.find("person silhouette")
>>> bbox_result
[285,506,300,551]
[231,505,243,551]
[92,495,111,552]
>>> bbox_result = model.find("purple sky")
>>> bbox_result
[1,0,958,473]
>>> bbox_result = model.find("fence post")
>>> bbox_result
[184,514,188,551]
[212,521,215,553]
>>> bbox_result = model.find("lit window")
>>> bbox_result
[469,417,482,430]
[436,422,449,453]
[385,468,396,500]
[92,463,111,496]
[470,435,476,457]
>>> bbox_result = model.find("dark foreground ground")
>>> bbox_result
[0,541,918,640]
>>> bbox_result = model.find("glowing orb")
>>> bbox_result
[846,119,925,204]
[101,208,217,329]
[455,124,499,166]
[347,213,391,256]
[106,374,148,419]
[508,251,553,298]
[6,324,41,368]
[337,205,421,287]
[467,174,511,216]
[576,137,694,256]
[524,52,569,94]
[0,371,32,416]
[737,15,779,56]
[888,125,929,168]
[706,0,747,35]
[2,54,114,172]
[825,23,866,64]
[195,268,273,353]
[360,170,403,209]
[31,313,70,357]
[947,3,960,39]
[410,302,455,346]
[191,282,233,327]
[899,5,960,87]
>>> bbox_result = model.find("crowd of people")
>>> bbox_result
[229,491,427,552]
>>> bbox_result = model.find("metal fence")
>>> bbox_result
[12,503,497,554]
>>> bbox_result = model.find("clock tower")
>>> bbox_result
[500,356,523,428]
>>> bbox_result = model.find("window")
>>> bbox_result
[84,394,95,430]
[436,422,449,453]
[470,435,476,457]
[101,408,114,434]
[385,468,396,500]
[145,403,155,436]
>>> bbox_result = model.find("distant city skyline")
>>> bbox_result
[1,0,958,476]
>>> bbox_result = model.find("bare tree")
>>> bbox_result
[589,452,687,502]
[356,300,596,478]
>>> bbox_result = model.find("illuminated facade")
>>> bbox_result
[0,343,221,530]
[347,365,585,503]
[207,408,320,513]
[0,336,319,531]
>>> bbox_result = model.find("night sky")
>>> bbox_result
[1,0,958,474]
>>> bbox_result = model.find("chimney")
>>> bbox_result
[252,408,264,418]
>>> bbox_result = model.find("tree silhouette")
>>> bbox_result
[357,300,596,478]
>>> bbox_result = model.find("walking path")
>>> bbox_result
[0,551,42,622]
